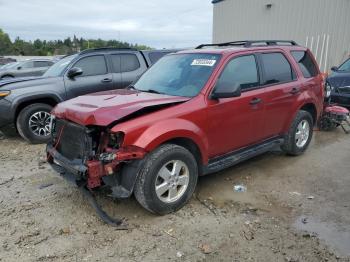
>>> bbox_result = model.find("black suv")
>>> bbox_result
[327,57,350,108]
[0,48,177,143]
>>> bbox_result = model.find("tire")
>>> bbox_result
[16,103,53,144]
[281,110,313,156]
[134,144,198,215]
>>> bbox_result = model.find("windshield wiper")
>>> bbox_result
[143,89,163,94]
[127,85,138,90]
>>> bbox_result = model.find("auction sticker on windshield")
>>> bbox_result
[191,59,216,67]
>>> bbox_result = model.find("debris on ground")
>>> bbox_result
[0,176,14,186]
[234,184,247,192]
[198,243,212,254]
[301,217,308,224]
[176,251,184,258]
[59,227,71,235]
[38,183,53,189]
[289,191,302,196]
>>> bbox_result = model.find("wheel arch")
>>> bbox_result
[160,137,204,175]
[13,95,61,124]
[299,103,317,126]
[1,74,14,79]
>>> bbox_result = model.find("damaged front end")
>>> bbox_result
[46,117,147,226]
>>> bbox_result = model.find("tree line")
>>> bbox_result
[0,28,151,56]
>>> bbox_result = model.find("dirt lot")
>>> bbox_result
[0,129,350,262]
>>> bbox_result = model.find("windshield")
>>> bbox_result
[134,53,221,97]
[338,58,350,71]
[43,54,77,77]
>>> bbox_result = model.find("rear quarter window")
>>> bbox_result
[121,54,140,72]
[291,51,318,78]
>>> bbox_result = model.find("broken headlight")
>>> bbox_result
[325,82,333,98]
[108,131,125,149]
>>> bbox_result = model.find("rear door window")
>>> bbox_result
[73,55,107,76]
[261,53,296,85]
[120,54,140,72]
[291,51,318,78]
[218,55,259,90]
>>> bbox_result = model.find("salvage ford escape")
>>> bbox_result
[47,41,324,215]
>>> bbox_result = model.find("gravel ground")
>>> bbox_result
[0,129,349,262]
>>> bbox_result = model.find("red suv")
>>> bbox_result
[47,40,324,215]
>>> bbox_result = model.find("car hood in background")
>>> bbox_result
[52,89,190,126]
[328,71,350,94]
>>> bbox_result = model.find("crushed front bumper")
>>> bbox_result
[47,142,147,198]
[47,143,87,186]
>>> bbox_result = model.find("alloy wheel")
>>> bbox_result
[295,120,310,148]
[28,111,51,137]
[155,160,190,203]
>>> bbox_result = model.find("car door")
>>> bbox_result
[64,54,113,99]
[120,53,148,88]
[207,54,266,158]
[258,51,302,139]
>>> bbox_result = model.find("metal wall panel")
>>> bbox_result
[213,0,350,71]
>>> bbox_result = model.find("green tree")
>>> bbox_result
[0,29,13,55]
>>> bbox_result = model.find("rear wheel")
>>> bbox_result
[16,103,53,144]
[134,144,198,214]
[281,110,313,156]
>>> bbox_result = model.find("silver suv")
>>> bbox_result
[0,59,54,80]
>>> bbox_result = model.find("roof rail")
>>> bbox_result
[196,40,298,49]
[79,47,138,55]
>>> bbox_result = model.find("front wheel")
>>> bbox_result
[134,144,198,214]
[281,110,313,156]
[16,103,53,144]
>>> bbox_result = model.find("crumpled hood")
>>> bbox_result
[52,89,190,126]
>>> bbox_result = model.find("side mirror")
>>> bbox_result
[17,66,22,70]
[67,67,83,78]
[211,81,241,99]
[331,66,338,71]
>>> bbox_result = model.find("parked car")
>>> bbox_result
[0,59,54,80]
[0,48,178,143]
[0,57,16,66]
[326,57,350,107]
[46,40,324,215]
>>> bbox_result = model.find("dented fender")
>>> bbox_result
[114,118,209,164]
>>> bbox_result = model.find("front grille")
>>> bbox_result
[52,119,92,161]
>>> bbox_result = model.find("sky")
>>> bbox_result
[0,0,213,49]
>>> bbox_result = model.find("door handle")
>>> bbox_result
[250,97,262,105]
[290,87,300,95]
[101,78,112,83]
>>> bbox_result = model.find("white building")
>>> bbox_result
[212,0,350,72]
